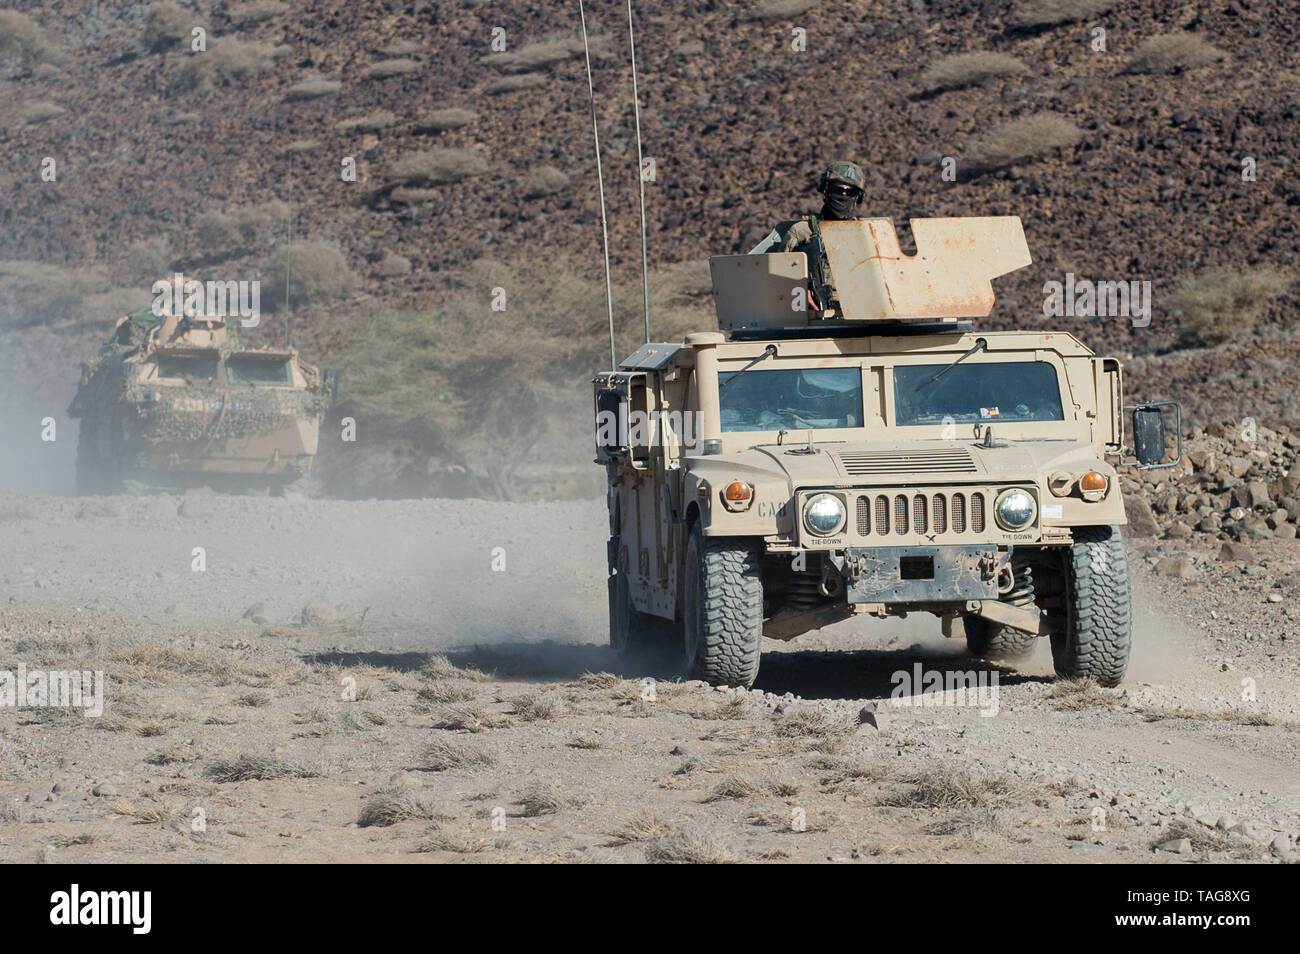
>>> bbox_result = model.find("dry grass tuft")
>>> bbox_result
[423,739,495,772]
[435,703,510,733]
[644,831,737,864]
[0,9,55,74]
[510,691,566,722]
[517,786,566,817]
[365,58,419,79]
[606,812,674,846]
[879,767,1031,810]
[703,775,764,802]
[1126,33,1227,74]
[966,113,1082,171]
[922,52,1027,92]
[417,108,479,132]
[358,786,443,827]
[412,828,492,854]
[205,752,319,783]
[1011,0,1113,27]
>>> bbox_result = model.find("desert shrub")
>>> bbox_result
[1171,267,1291,345]
[922,52,1027,92]
[388,149,487,187]
[121,237,175,283]
[523,165,570,199]
[195,200,288,254]
[326,257,709,498]
[283,76,341,100]
[485,73,546,94]
[261,241,356,310]
[364,58,419,79]
[0,9,54,74]
[21,100,66,124]
[375,253,412,277]
[228,0,288,25]
[486,34,608,73]
[416,108,479,132]
[748,0,813,18]
[0,261,107,328]
[1126,33,1226,74]
[337,110,397,132]
[966,113,1082,170]
[1011,0,1114,27]
[139,1,194,54]
[375,39,420,57]
[174,38,284,91]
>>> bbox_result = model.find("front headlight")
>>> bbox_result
[995,489,1037,531]
[803,493,845,537]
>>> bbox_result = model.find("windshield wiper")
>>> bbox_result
[918,337,987,390]
[719,344,777,392]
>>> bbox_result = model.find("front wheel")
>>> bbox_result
[1050,525,1132,687]
[682,524,764,688]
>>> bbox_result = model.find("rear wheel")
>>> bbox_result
[608,554,675,658]
[964,615,1038,662]
[1050,525,1132,687]
[682,523,764,688]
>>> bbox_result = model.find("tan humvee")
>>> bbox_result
[594,217,1178,688]
[69,305,334,493]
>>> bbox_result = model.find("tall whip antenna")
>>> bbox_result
[579,0,618,369]
[626,0,650,344]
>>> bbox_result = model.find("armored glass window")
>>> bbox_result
[718,367,862,432]
[893,362,1064,425]
[225,356,292,386]
[153,353,219,383]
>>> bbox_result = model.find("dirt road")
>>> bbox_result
[1,492,1297,862]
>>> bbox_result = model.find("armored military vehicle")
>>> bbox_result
[594,216,1178,688]
[69,305,334,493]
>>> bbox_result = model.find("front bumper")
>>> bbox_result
[830,545,999,603]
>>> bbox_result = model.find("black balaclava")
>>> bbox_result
[820,189,860,221]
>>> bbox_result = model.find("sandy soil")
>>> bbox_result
[1,491,1297,863]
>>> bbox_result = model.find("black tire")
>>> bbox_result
[964,614,1038,662]
[1051,525,1132,687]
[608,561,675,657]
[682,523,764,687]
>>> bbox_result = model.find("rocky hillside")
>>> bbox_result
[1,0,1297,495]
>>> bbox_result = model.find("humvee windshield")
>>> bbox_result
[894,362,1063,425]
[719,367,862,432]
[153,353,219,383]
[226,355,291,386]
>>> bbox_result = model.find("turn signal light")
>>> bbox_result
[1080,471,1108,501]
[1080,472,1108,492]
[721,480,754,511]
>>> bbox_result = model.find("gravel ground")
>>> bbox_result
[1,492,1297,863]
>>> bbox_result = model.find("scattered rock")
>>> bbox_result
[301,600,341,627]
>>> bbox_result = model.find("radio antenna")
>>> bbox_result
[578,0,617,369]
[626,0,650,344]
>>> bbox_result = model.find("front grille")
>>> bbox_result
[852,489,994,538]
[838,448,978,476]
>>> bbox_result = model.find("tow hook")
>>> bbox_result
[819,561,845,599]
[841,551,865,586]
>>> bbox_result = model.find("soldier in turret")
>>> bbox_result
[749,160,866,254]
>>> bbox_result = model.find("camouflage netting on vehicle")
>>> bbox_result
[122,381,330,443]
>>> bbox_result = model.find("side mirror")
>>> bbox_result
[1126,401,1181,469]
[594,387,627,462]
[323,369,339,405]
